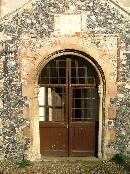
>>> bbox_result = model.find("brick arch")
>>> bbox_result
[29,36,114,85]
[22,36,117,160]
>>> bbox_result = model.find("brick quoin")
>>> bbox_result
[0,81,3,89]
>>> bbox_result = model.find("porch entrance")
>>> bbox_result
[38,55,99,157]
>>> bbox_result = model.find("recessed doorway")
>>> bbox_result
[38,55,99,157]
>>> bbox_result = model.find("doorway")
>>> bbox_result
[38,55,99,157]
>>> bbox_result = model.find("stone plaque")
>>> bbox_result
[60,14,81,35]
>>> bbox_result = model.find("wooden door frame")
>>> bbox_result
[40,56,103,158]
[39,57,100,157]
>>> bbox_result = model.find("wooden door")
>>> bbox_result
[39,86,68,156]
[69,87,99,156]
[39,56,99,157]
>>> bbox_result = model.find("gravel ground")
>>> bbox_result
[0,159,130,174]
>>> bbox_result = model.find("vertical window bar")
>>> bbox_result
[53,87,56,109]
[56,60,58,84]
[75,60,79,84]
[81,88,84,121]
[58,60,60,84]
[47,64,51,84]
[62,88,65,121]
[48,88,52,121]
[62,88,63,114]
[73,89,75,120]
[46,88,49,121]
[90,88,93,119]
[84,65,88,84]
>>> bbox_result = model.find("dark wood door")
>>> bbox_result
[39,56,99,157]
[69,87,99,156]
[39,86,68,156]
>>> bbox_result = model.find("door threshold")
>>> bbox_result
[41,156,100,162]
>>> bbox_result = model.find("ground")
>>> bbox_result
[0,157,130,174]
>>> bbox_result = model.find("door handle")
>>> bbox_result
[66,124,68,128]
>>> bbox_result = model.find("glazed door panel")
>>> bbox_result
[68,87,98,156]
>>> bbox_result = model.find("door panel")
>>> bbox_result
[39,86,68,156]
[69,122,95,156]
[40,123,68,156]
[69,87,98,156]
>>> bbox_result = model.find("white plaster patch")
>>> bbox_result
[0,118,2,128]
[117,94,124,98]
[0,99,3,109]
[60,14,81,35]
[0,32,6,41]
[125,84,130,89]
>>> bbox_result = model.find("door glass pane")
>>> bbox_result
[39,59,66,84]
[38,87,65,122]
[71,57,98,84]
[71,87,99,122]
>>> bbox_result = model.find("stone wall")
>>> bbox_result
[0,0,130,18]
[0,0,31,17]
[0,0,130,160]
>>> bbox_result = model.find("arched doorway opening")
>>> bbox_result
[38,54,101,157]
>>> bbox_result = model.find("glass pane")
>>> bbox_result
[71,57,98,84]
[38,87,65,122]
[71,88,99,122]
[39,59,66,84]
[39,56,99,85]
[38,87,45,105]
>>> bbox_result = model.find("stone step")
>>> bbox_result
[41,157,102,166]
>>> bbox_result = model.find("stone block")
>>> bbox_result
[0,32,6,41]
[108,83,117,97]
[106,147,116,159]
[0,118,2,128]
[108,130,116,142]
[125,83,130,89]
[23,108,30,119]
[108,107,116,119]
[0,99,3,109]
[22,84,32,96]
[100,0,108,3]
[0,137,3,147]
[0,61,3,70]
[58,14,81,35]
[23,128,31,138]
[0,81,3,89]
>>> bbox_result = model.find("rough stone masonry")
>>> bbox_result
[0,0,130,161]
